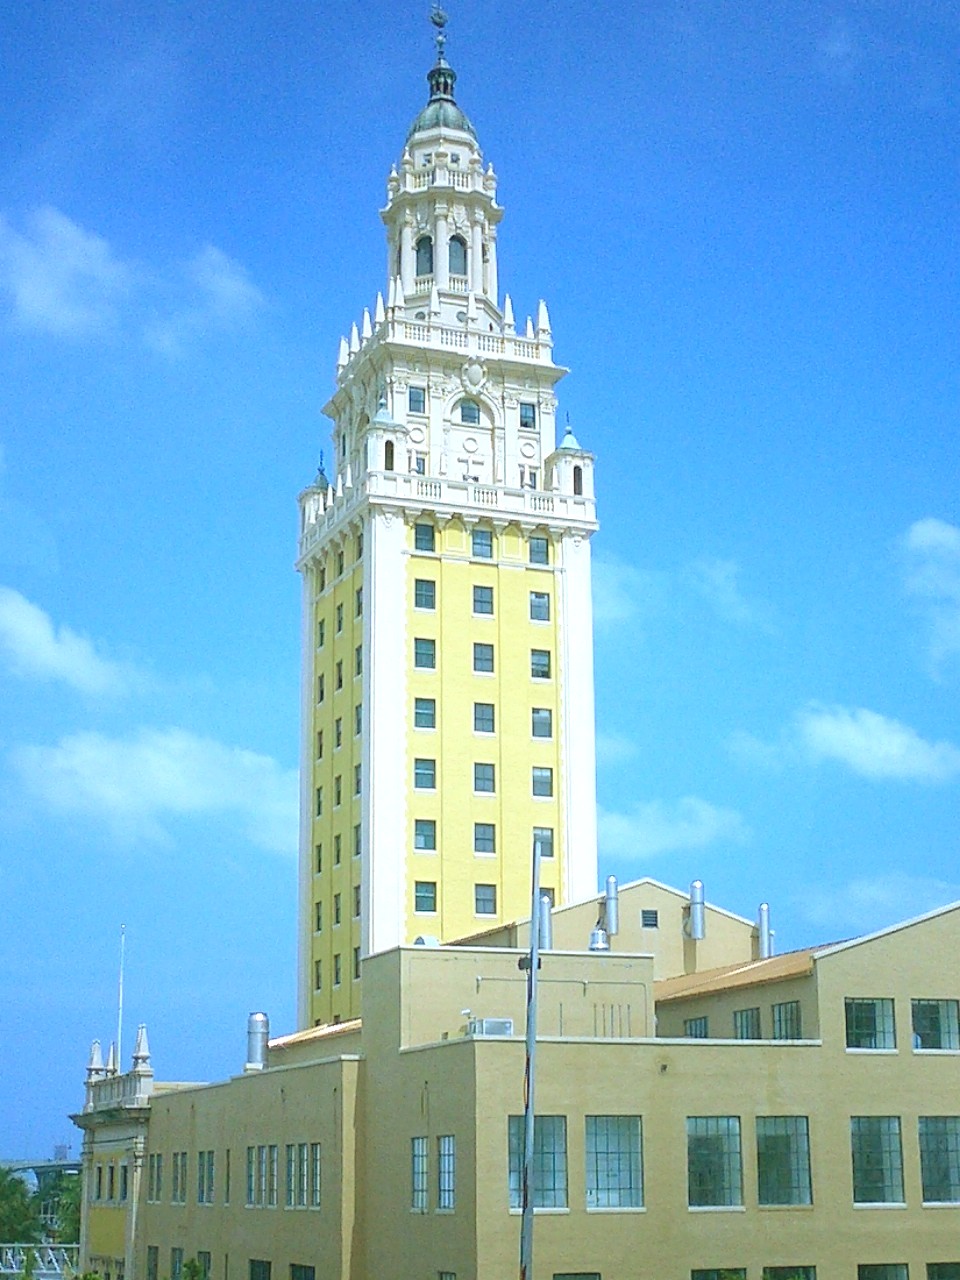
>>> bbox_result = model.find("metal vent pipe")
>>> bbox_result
[245,1012,269,1072]
[538,895,553,950]
[758,902,773,959]
[604,875,620,937]
[688,879,706,941]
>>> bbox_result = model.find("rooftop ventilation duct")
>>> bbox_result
[245,1012,269,1073]
[686,879,706,941]
[538,895,553,951]
[604,876,619,937]
[758,902,774,959]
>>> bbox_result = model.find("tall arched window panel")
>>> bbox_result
[384,440,395,471]
[415,236,434,277]
[449,235,467,277]
[573,465,583,496]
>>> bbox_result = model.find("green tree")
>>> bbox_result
[0,1168,42,1243]
[48,1174,81,1244]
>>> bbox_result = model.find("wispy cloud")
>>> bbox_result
[592,556,667,627]
[0,206,264,352]
[10,727,297,855]
[596,732,638,766]
[0,586,139,695]
[902,517,960,674]
[798,703,960,782]
[732,702,960,784]
[0,207,130,335]
[598,796,749,859]
[145,245,265,357]
[684,556,773,629]
[796,872,960,936]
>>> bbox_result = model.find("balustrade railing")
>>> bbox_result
[0,1246,80,1279]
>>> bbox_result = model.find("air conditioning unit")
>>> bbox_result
[467,1017,514,1037]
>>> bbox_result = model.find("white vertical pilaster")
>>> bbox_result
[472,219,484,295]
[435,208,449,289]
[297,565,317,1028]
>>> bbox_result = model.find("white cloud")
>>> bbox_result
[598,796,749,859]
[797,703,960,782]
[902,517,960,672]
[145,245,265,356]
[0,206,130,335]
[797,872,960,936]
[596,732,638,766]
[0,586,137,695]
[685,556,773,629]
[10,727,297,855]
[591,556,668,628]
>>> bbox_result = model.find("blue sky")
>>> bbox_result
[0,1,957,1157]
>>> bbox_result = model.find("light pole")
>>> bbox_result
[519,835,543,1280]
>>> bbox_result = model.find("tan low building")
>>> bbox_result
[75,877,960,1280]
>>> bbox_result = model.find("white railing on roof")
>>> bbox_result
[87,1069,153,1112]
[0,1247,80,1279]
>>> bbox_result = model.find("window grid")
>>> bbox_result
[531,649,551,679]
[531,708,552,738]
[415,881,437,913]
[472,528,493,558]
[437,1135,456,1210]
[684,1017,708,1039]
[415,697,436,728]
[474,702,495,733]
[474,822,496,854]
[529,591,550,621]
[858,1267,908,1280]
[414,637,436,669]
[687,1116,743,1207]
[734,1007,761,1039]
[532,766,553,797]
[474,763,495,793]
[411,1137,428,1211]
[475,883,497,915]
[415,579,436,609]
[585,1115,642,1208]
[772,1000,802,1040]
[415,819,437,851]
[414,523,435,552]
[473,642,494,673]
[473,584,494,614]
[763,1271,816,1280]
[846,998,896,1049]
[508,1115,567,1208]
[414,758,436,789]
[851,1116,904,1203]
[919,1116,960,1202]
[756,1115,812,1206]
[533,827,554,858]
[913,999,960,1050]
[529,535,549,565]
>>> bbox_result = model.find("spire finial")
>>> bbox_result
[430,5,448,61]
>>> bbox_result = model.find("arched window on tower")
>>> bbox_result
[573,465,583,496]
[384,440,395,471]
[449,235,467,277]
[415,236,434,277]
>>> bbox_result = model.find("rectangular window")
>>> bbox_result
[354,645,362,676]
[315,843,322,873]
[508,1115,567,1208]
[314,959,322,990]
[415,453,426,474]
[415,881,437,913]
[249,1263,270,1280]
[414,758,436,789]
[335,717,343,748]
[354,762,361,794]
[472,528,493,559]
[531,649,551,679]
[414,696,436,728]
[473,584,494,614]
[641,909,659,928]
[315,787,323,818]
[290,1269,314,1280]
[756,1116,812,1206]
[353,823,361,857]
[531,708,552,738]
[475,883,497,915]
[285,1144,295,1208]
[333,892,341,925]
[919,1116,960,1202]
[268,1144,278,1206]
[692,1273,746,1280]
[772,1000,802,1040]
[335,659,343,689]
[246,1146,255,1206]
[414,638,436,669]
[529,591,550,621]
[334,833,341,863]
[532,766,553,797]
[534,827,554,858]
[355,587,362,616]
[474,702,495,733]
[296,1143,308,1207]
[316,730,323,759]
[310,1142,321,1207]
[411,1137,428,1211]
[415,819,437,850]
[851,1116,904,1203]
[333,953,342,985]
[197,1149,215,1203]
[438,1135,456,1210]
[928,1268,960,1280]
[474,822,496,854]
[146,1248,159,1280]
[763,1271,815,1280]
[334,775,342,805]
[353,885,360,917]
[256,1145,267,1206]
[687,1116,743,1207]
[473,642,494,673]
[336,549,344,576]
[353,945,360,980]
[529,535,549,565]
[317,673,325,703]
[474,762,495,793]
[585,1115,642,1208]
[846,998,896,1049]
[414,523,435,552]
[335,602,343,632]
[734,1007,761,1039]
[519,402,537,430]
[409,386,426,414]
[354,702,362,735]
[317,618,325,647]
[171,1250,184,1280]
[858,1268,909,1280]
[196,1257,211,1280]
[913,999,960,1050]
[684,1017,708,1039]
[415,578,436,609]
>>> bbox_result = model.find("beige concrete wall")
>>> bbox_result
[656,971,820,1040]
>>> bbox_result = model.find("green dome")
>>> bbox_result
[407,98,476,140]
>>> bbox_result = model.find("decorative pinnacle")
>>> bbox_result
[430,5,448,60]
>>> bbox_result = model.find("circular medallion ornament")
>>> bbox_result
[520,441,536,459]
[461,357,486,392]
[409,426,426,444]
[463,437,478,454]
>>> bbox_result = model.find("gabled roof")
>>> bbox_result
[269,1019,361,1048]
[655,948,818,1003]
